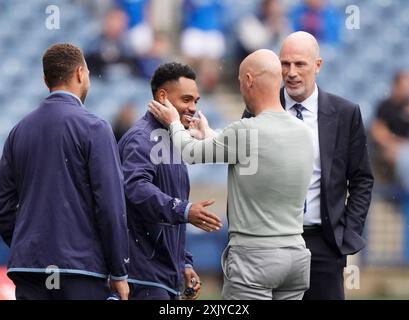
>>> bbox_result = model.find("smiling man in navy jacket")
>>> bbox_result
[0,44,129,300]
[118,62,222,300]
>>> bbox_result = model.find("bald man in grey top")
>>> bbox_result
[149,50,315,300]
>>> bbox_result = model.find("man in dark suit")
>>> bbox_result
[0,44,129,299]
[244,31,374,299]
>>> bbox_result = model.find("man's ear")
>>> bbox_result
[43,75,49,89]
[77,65,84,83]
[315,57,323,75]
[157,89,167,104]
[246,73,253,88]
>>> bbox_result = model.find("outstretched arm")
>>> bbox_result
[122,133,222,231]
[149,99,251,166]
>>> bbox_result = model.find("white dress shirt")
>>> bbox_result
[49,90,85,108]
[284,84,322,226]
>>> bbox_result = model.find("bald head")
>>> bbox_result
[238,49,283,114]
[281,31,320,60]
[280,32,323,102]
[239,49,282,87]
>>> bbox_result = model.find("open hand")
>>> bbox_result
[188,111,214,140]
[188,200,222,232]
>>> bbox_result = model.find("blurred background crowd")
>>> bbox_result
[1,0,409,299]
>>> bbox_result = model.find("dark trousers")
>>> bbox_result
[130,284,178,300]
[302,231,346,300]
[9,272,110,300]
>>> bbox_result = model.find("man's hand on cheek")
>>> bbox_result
[148,99,180,127]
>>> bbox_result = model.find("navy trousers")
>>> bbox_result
[9,272,110,300]
[130,284,178,300]
[302,232,347,300]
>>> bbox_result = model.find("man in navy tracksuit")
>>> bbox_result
[118,63,222,300]
[0,44,129,300]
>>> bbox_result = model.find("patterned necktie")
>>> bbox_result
[292,103,304,121]
[292,103,307,214]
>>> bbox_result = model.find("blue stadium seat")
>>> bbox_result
[186,222,228,273]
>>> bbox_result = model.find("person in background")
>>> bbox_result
[180,0,226,92]
[118,0,155,59]
[86,8,138,79]
[396,142,409,192]
[117,0,171,79]
[370,71,409,198]
[374,103,409,187]
[112,104,137,142]
[373,103,409,260]
[290,0,342,46]
[136,31,172,79]
[236,0,291,62]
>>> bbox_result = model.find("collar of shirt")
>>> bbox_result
[284,84,318,114]
[48,90,84,108]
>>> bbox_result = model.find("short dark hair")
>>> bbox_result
[150,62,196,96]
[43,43,85,88]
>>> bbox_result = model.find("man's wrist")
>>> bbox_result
[110,274,128,281]
[169,120,184,133]
[204,127,216,139]
[184,202,192,222]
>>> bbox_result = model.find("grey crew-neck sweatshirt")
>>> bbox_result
[169,109,314,248]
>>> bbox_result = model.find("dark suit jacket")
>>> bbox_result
[243,87,374,255]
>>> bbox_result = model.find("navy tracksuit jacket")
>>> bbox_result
[119,111,193,295]
[0,92,129,280]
